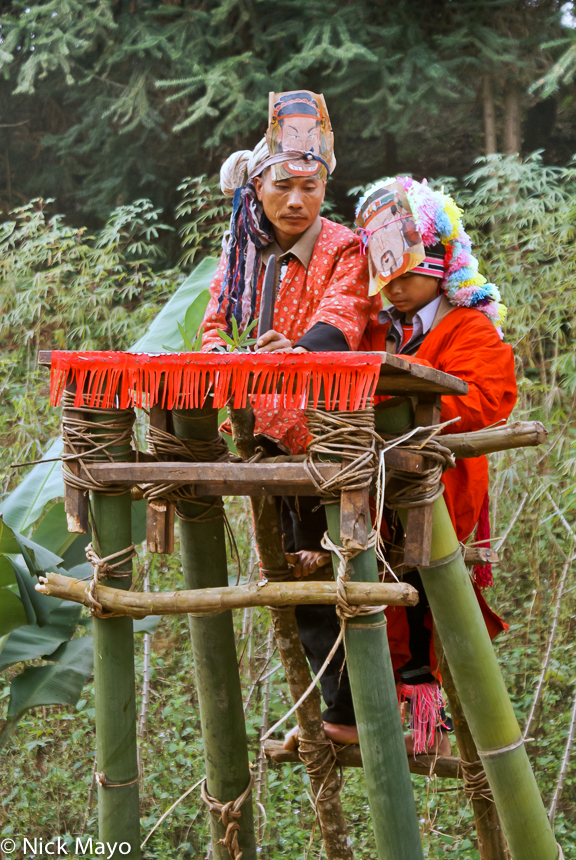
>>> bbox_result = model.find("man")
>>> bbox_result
[202,89,371,456]
[201,91,373,740]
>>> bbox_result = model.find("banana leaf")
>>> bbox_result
[0,605,83,672]
[0,438,64,534]
[7,664,89,719]
[130,257,217,353]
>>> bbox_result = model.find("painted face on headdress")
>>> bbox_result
[356,180,425,296]
[267,90,335,182]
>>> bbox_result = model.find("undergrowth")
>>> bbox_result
[2,155,576,856]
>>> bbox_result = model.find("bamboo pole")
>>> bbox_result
[172,402,257,860]
[91,409,140,859]
[434,631,508,860]
[37,572,418,615]
[228,406,354,860]
[323,502,425,860]
[443,420,547,458]
[409,499,560,860]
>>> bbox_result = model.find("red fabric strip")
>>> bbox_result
[49,351,381,412]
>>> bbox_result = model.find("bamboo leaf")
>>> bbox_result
[183,290,210,339]
[177,322,194,351]
[217,330,236,347]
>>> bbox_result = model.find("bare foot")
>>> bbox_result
[322,721,359,745]
[405,728,451,757]
[283,725,300,751]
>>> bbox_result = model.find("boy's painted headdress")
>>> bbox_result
[356,177,506,332]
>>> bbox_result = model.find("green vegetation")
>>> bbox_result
[4,0,576,854]
[1,153,576,856]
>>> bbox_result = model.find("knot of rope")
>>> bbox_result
[201,773,255,860]
[321,531,383,620]
[96,772,139,788]
[378,422,456,511]
[304,405,380,496]
[143,423,231,503]
[61,389,135,496]
[85,542,136,617]
[460,759,493,803]
[297,737,344,805]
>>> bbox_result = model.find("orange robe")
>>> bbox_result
[361,305,518,676]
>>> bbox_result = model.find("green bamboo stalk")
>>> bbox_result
[91,407,140,860]
[172,403,256,860]
[408,499,559,860]
[324,503,424,860]
[228,406,355,860]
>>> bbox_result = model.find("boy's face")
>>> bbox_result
[382,272,440,322]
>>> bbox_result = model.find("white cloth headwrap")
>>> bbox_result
[220,138,270,197]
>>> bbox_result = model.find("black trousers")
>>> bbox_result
[260,438,434,724]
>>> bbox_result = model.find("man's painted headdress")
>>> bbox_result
[216,91,335,335]
[266,90,335,182]
[356,177,507,332]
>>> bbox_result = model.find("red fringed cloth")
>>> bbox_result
[398,682,446,755]
[49,351,381,412]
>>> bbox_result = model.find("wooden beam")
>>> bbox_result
[73,454,420,497]
[36,573,419,616]
[463,546,499,566]
[403,395,443,567]
[146,402,175,554]
[263,740,462,779]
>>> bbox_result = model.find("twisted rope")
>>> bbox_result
[297,737,344,806]
[61,390,135,496]
[459,759,493,803]
[380,424,456,511]
[304,405,380,496]
[201,773,255,860]
[143,423,231,503]
[85,542,136,617]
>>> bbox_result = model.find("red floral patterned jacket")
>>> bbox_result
[202,217,371,452]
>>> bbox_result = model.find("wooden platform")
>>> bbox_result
[37,350,468,398]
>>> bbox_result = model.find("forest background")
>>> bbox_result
[3,1,576,858]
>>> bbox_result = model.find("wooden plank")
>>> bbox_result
[146,403,175,554]
[81,449,425,495]
[62,383,89,534]
[38,349,468,396]
[403,395,443,567]
[263,740,462,779]
[340,486,370,549]
[146,499,175,554]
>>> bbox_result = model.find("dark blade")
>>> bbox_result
[257,254,277,340]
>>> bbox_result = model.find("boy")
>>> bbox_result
[286,177,517,754]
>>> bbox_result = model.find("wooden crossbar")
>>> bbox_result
[36,573,419,617]
[263,740,462,779]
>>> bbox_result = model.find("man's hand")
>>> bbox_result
[286,550,332,579]
[257,330,293,352]
[256,329,309,353]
